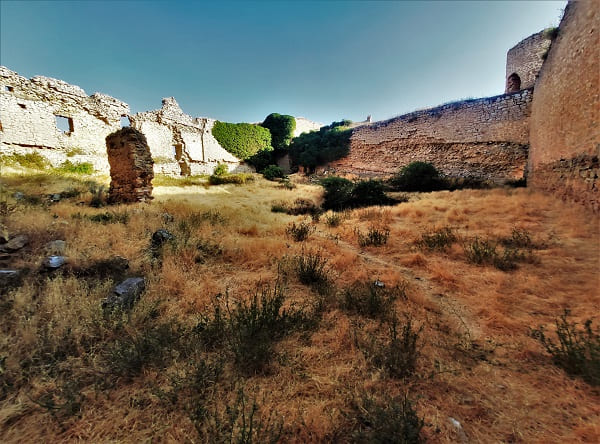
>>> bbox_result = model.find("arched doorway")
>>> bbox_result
[506,73,521,93]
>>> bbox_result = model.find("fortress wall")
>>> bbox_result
[528,1,599,213]
[0,66,129,172]
[328,90,532,181]
[505,31,552,93]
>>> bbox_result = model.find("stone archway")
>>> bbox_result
[506,73,521,93]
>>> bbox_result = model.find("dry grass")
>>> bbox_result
[0,170,598,442]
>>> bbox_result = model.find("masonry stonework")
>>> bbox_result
[328,90,532,182]
[106,127,154,203]
[129,98,250,176]
[529,1,600,212]
[505,31,552,93]
[0,66,129,171]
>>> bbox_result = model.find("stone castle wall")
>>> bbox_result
[505,31,552,93]
[528,1,599,212]
[327,90,532,182]
[129,98,250,176]
[0,66,129,171]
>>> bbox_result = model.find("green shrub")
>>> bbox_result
[321,177,396,211]
[83,211,130,224]
[208,173,254,185]
[289,120,352,172]
[341,281,404,319]
[371,315,422,379]
[153,175,207,187]
[270,202,289,213]
[356,226,390,247]
[213,163,228,176]
[56,160,94,175]
[350,392,424,443]
[196,281,310,375]
[286,220,314,242]
[246,147,275,172]
[499,227,536,249]
[464,237,530,271]
[294,250,331,290]
[464,237,498,265]
[211,121,272,160]
[261,113,296,151]
[262,165,285,181]
[0,152,50,169]
[532,310,599,386]
[105,319,184,379]
[321,177,354,211]
[325,212,343,227]
[389,161,445,192]
[417,227,457,251]
[88,183,106,208]
[198,388,283,443]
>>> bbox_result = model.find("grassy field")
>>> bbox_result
[0,168,598,443]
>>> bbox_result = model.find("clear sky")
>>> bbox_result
[0,0,566,125]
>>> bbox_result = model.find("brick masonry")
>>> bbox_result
[528,1,599,213]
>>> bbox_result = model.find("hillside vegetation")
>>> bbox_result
[0,166,598,443]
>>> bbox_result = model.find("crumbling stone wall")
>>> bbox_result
[0,66,129,171]
[293,117,323,137]
[505,31,552,93]
[529,1,599,213]
[129,98,251,176]
[106,127,154,203]
[327,90,532,182]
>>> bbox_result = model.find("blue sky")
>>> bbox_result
[0,1,566,124]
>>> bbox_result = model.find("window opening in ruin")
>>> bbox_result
[4,86,13,92]
[55,115,74,134]
[120,116,130,128]
[18,103,26,109]
[506,73,521,93]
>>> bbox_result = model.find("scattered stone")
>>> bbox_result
[13,192,24,201]
[448,417,468,443]
[373,280,385,288]
[162,213,174,223]
[50,193,61,202]
[102,277,146,310]
[152,229,175,248]
[42,255,68,269]
[1,235,28,252]
[0,269,20,284]
[45,240,66,255]
[0,225,8,244]
[106,127,154,203]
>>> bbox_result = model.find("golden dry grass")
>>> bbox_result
[0,171,598,442]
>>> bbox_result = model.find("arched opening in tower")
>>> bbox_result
[506,73,522,93]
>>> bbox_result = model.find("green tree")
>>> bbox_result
[261,113,296,152]
[212,121,272,160]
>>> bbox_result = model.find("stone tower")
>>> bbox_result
[505,30,553,93]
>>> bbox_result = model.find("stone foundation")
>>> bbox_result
[106,128,154,203]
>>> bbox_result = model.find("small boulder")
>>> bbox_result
[152,229,175,248]
[0,269,20,287]
[102,277,146,310]
[0,225,9,244]
[42,255,68,270]
[1,235,28,252]
[45,240,66,255]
